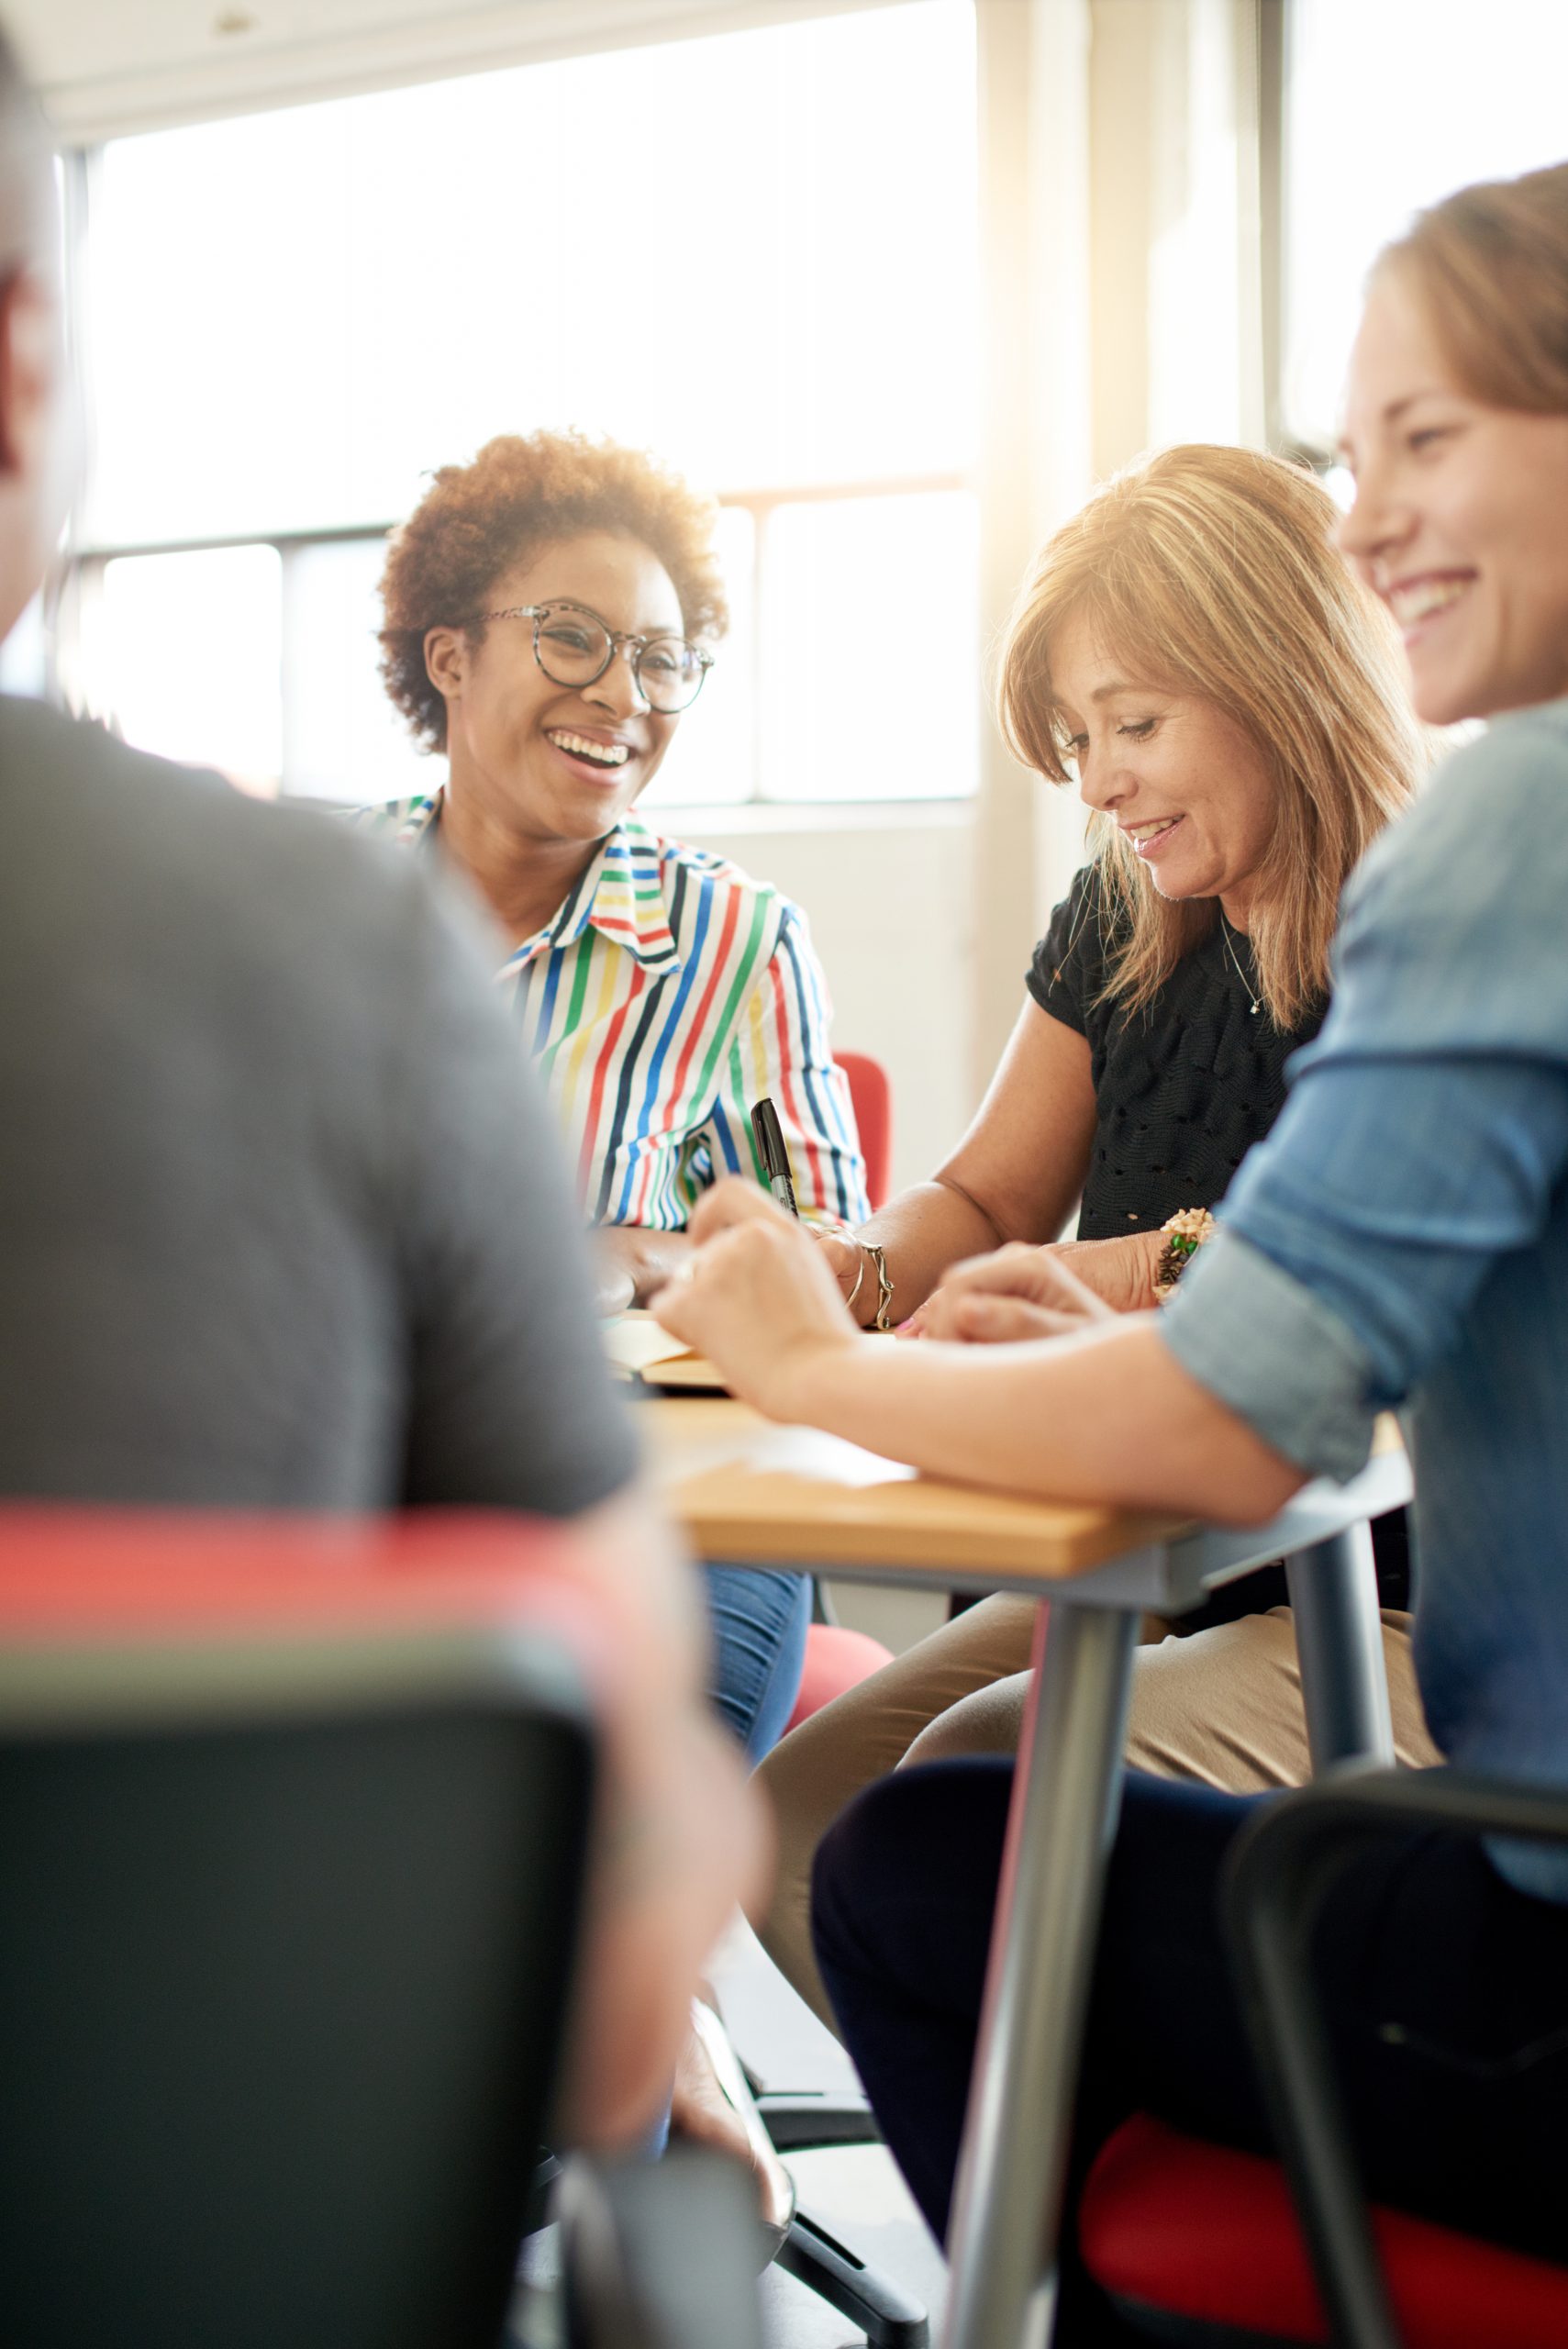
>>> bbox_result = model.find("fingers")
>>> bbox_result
[951,1294,1076,1344]
[687,1177,792,1244]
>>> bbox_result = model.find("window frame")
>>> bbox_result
[53,472,975,808]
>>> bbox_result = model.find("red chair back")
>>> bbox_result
[785,1621,894,1737]
[837,1050,893,1212]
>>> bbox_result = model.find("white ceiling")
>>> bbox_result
[7,0,889,144]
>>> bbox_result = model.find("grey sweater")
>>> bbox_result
[0,696,635,1516]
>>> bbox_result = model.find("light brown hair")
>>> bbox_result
[380,429,728,752]
[997,444,1422,1030]
[1374,162,1568,417]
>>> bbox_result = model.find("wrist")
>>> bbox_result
[1151,1208,1216,1304]
[767,1326,863,1424]
[823,1222,890,1328]
[1135,1228,1167,1309]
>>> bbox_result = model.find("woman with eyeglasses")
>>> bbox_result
[658,164,1568,2319]
[363,430,868,2229]
[370,430,865,1341]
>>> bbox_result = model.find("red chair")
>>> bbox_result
[1078,1769,1568,2348]
[784,1620,895,1738]
[838,1048,893,1212]
[782,1046,897,1733]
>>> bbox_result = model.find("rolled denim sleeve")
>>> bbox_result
[1160,708,1568,1482]
[1162,1228,1380,1481]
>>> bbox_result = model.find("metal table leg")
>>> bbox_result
[1284,1525,1395,1771]
[941,1597,1140,2349]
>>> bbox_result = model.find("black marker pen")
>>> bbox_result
[750,1097,800,1219]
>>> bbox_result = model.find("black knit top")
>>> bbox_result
[1022,866,1415,1615]
[1021,871,1411,1615]
[1026,866,1325,1241]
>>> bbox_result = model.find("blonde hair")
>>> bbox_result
[1375,162,1568,417]
[998,444,1422,1030]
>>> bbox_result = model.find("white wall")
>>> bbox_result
[672,801,976,1197]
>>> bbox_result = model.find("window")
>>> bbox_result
[61,0,978,807]
[1282,0,1568,451]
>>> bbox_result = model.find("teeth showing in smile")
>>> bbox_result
[549,729,629,768]
[1389,576,1471,629]
[1125,817,1181,845]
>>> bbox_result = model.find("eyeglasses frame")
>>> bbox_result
[479,599,715,713]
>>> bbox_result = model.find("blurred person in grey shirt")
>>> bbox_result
[0,22,763,2147]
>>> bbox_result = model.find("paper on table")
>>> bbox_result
[602,1310,698,1374]
[602,1311,730,1393]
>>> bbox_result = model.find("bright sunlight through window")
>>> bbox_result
[1284,0,1568,448]
[69,1,978,808]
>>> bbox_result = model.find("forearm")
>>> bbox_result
[779,1316,1303,1524]
[546,1488,770,2144]
[849,1179,1003,1324]
[593,1224,693,1313]
[558,1705,769,2147]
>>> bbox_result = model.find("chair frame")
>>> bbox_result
[1223,1765,1568,2349]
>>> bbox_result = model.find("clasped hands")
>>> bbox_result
[651,1180,1159,1420]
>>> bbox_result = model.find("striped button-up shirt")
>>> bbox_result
[356,789,869,1230]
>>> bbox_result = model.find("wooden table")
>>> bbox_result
[641,1392,1411,2349]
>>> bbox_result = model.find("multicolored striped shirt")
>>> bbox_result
[353,789,869,1230]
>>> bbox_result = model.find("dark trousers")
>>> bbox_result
[813,1761,1568,2336]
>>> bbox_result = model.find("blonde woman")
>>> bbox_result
[748,441,1432,2027]
[658,163,1568,2296]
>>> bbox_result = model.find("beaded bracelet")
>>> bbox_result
[1152,1208,1217,1304]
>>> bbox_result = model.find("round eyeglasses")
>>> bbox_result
[482,599,715,715]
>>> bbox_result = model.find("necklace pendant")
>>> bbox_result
[1250,1001,1260,1016]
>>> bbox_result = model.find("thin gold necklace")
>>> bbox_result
[1221,921,1262,1017]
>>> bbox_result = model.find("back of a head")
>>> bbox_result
[998,443,1423,1030]
[1374,161,1568,417]
[0,18,60,643]
[0,22,50,283]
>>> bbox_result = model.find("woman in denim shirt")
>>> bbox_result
[658,163,1568,2311]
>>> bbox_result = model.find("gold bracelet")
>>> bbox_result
[860,1240,895,1332]
[1152,1208,1217,1304]
[824,1219,890,1329]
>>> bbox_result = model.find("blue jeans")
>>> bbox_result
[701,1561,810,1765]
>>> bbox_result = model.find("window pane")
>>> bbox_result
[90,546,282,792]
[1284,0,1568,445]
[760,492,978,803]
[639,504,756,811]
[282,538,430,805]
[81,1,977,548]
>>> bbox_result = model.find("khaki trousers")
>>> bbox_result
[752,1595,1440,2030]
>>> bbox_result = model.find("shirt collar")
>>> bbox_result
[411,787,682,979]
[545,818,682,974]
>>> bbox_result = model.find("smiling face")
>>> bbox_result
[1051,611,1278,930]
[426,529,686,849]
[1337,273,1568,726]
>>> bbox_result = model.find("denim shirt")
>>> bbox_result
[1162,696,1568,1902]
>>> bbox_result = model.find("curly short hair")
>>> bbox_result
[378,429,729,751]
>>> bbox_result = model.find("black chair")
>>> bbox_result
[0,1509,601,2349]
[1226,1766,1568,2349]
[756,2082,930,2347]
[1077,1767,1568,2345]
